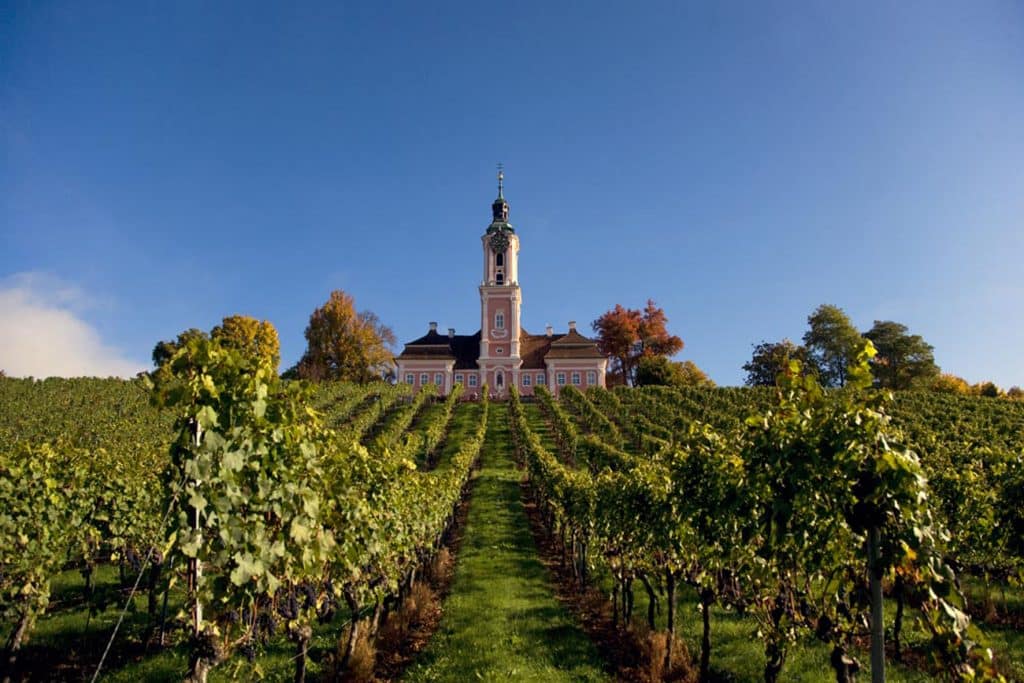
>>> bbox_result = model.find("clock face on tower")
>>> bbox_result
[489,229,510,254]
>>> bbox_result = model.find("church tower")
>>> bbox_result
[395,168,606,398]
[478,167,522,395]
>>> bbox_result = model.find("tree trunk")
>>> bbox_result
[830,644,860,683]
[764,641,784,683]
[663,570,676,675]
[185,630,220,683]
[700,587,714,680]
[578,539,588,586]
[158,583,171,647]
[893,576,904,663]
[340,591,362,672]
[81,565,94,603]
[292,625,312,683]
[147,557,163,619]
[370,600,384,637]
[612,581,620,629]
[868,527,885,683]
[624,578,634,625]
[3,611,32,683]
[640,574,658,630]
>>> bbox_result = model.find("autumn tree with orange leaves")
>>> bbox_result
[591,299,683,386]
[296,290,396,382]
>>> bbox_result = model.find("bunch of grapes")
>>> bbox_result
[276,590,299,621]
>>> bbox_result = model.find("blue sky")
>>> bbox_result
[2,1,1023,386]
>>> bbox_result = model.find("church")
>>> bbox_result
[395,171,607,398]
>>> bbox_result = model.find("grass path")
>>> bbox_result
[404,406,611,682]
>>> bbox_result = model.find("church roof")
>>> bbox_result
[544,328,605,359]
[398,326,602,368]
[517,328,605,366]
[397,329,480,369]
[520,330,560,369]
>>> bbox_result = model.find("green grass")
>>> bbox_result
[422,402,480,469]
[404,406,611,682]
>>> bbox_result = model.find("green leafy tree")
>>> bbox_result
[152,328,209,367]
[296,290,396,382]
[635,355,714,387]
[863,320,938,389]
[975,380,1003,398]
[803,304,863,388]
[742,339,816,386]
[210,315,281,372]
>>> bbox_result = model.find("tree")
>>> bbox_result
[677,360,714,387]
[802,304,863,388]
[296,290,396,383]
[210,315,281,372]
[742,339,816,387]
[592,299,683,386]
[974,381,1003,398]
[636,355,714,387]
[863,320,939,389]
[151,328,208,367]
[1007,386,1024,401]
[929,373,972,396]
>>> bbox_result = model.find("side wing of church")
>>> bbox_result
[395,172,607,398]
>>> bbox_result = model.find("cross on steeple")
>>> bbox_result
[497,163,504,198]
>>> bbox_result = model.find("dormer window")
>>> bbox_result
[495,312,505,329]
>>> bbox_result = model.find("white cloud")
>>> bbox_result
[0,272,144,378]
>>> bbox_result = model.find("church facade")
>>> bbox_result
[395,173,607,398]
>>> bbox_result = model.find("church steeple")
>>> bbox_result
[490,164,512,229]
[479,166,522,386]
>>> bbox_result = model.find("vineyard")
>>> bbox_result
[1,344,1023,682]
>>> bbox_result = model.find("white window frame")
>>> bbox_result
[522,374,531,386]
[538,373,545,385]
[456,373,464,385]
[468,374,478,387]
[495,311,505,329]
[587,371,597,385]
[571,372,581,386]
[405,373,415,384]
[434,372,444,386]
[557,372,566,386]
[420,373,429,385]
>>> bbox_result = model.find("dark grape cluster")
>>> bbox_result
[300,582,317,610]
[257,610,278,641]
[276,591,299,621]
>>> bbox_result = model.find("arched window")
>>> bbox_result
[496,372,504,387]
[495,252,504,267]
[496,272,504,284]
[495,312,505,329]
